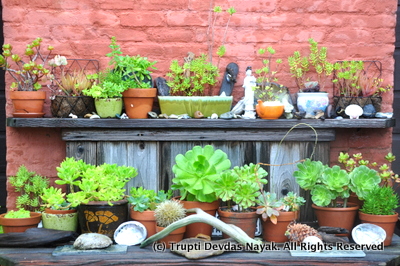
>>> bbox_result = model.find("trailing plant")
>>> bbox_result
[214,163,268,212]
[359,186,399,215]
[128,187,172,212]
[54,157,138,206]
[253,47,285,102]
[154,200,186,227]
[166,53,219,96]
[9,165,49,212]
[171,145,231,203]
[288,38,334,92]
[294,159,380,208]
[0,37,64,91]
[4,209,31,218]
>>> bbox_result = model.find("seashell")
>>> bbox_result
[345,104,363,119]
[89,114,100,119]
[302,235,324,252]
[119,113,129,119]
[84,113,92,118]
[148,112,158,119]
[194,111,204,119]
[68,113,78,119]
[169,114,179,119]
[158,114,168,119]
[210,113,218,119]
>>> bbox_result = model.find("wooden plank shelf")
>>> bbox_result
[6,117,396,129]
[1,235,400,265]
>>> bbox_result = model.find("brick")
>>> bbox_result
[120,11,165,27]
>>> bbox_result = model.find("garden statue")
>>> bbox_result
[242,66,256,119]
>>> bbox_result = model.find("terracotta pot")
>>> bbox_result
[42,208,78,232]
[217,208,259,239]
[122,88,157,119]
[78,199,128,239]
[94,98,123,118]
[312,203,359,236]
[358,211,398,246]
[156,225,186,249]
[130,208,157,238]
[255,100,284,119]
[9,91,46,118]
[51,95,95,118]
[261,211,297,242]
[176,198,220,238]
[0,212,42,233]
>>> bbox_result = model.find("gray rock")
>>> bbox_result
[73,233,113,250]
[220,111,235,120]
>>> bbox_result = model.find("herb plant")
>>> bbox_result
[360,186,399,215]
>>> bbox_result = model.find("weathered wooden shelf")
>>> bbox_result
[6,117,396,129]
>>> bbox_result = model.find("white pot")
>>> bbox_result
[297,92,329,114]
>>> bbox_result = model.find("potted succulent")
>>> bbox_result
[332,60,392,117]
[293,159,381,234]
[49,60,96,118]
[171,144,231,238]
[252,46,288,119]
[0,165,47,233]
[256,191,305,243]
[358,186,399,246]
[40,186,79,232]
[154,199,186,248]
[54,157,138,238]
[128,187,172,238]
[0,37,61,117]
[215,163,268,238]
[288,38,334,116]
[106,36,158,119]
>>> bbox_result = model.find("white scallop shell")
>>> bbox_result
[345,104,363,119]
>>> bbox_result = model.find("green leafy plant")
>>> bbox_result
[54,157,138,206]
[281,192,306,212]
[360,186,399,215]
[82,78,125,99]
[4,209,31,218]
[9,165,49,212]
[166,53,219,96]
[128,187,172,212]
[154,200,186,227]
[253,47,285,102]
[338,152,400,187]
[288,38,334,92]
[171,145,231,203]
[214,163,268,212]
[40,186,75,210]
[294,159,380,208]
[333,61,392,97]
[0,37,62,91]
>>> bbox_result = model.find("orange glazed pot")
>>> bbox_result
[255,100,284,119]
[122,88,157,119]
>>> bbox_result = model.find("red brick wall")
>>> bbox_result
[3,0,397,209]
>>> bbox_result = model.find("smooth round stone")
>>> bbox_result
[73,233,113,250]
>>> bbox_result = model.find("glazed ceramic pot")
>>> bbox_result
[42,209,78,231]
[122,88,157,119]
[158,96,233,117]
[94,98,123,118]
[297,92,329,115]
[255,100,284,119]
